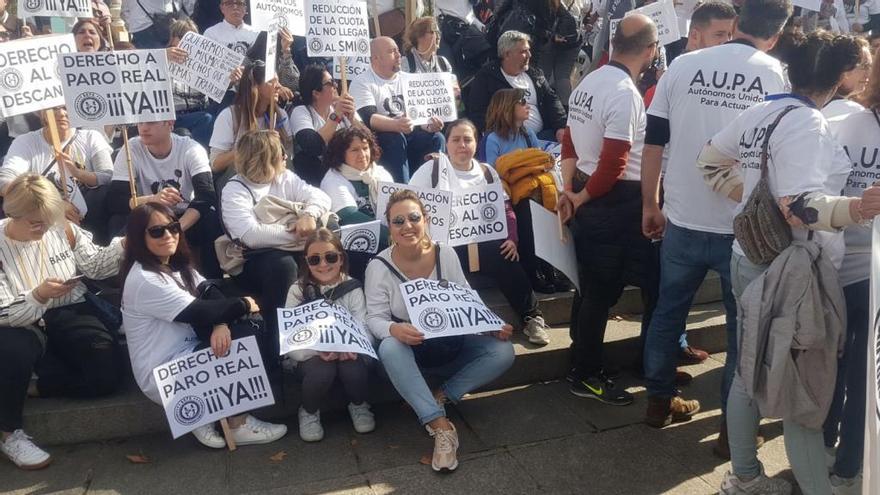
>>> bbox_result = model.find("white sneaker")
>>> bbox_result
[426,422,459,472]
[719,468,792,494]
[831,473,862,495]
[0,430,51,470]
[523,316,550,346]
[192,424,226,449]
[231,415,287,446]
[298,407,324,442]
[347,402,375,434]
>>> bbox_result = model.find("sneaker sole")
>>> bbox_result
[569,387,633,406]
[526,335,550,346]
[3,454,52,471]
[432,459,459,473]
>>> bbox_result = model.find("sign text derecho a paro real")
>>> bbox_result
[402,278,505,338]
[276,300,377,358]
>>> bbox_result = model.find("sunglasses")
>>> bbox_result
[322,80,338,89]
[306,252,341,266]
[147,221,182,239]
[390,212,423,226]
[517,97,528,106]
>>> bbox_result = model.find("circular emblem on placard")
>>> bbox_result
[273,13,289,29]
[481,204,498,221]
[287,325,320,347]
[357,39,369,54]
[74,92,107,121]
[449,209,457,228]
[23,0,41,13]
[0,69,23,92]
[343,228,377,253]
[407,106,419,120]
[309,38,323,54]
[441,106,453,118]
[418,307,448,333]
[173,395,205,426]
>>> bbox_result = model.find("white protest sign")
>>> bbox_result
[0,34,75,118]
[529,201,580,292]
[340,220,381,254]
[60,50,176,127]
[376,182,451,244]
[277,300,377,358]
[610,0,680,51]
[264,29,279,83]
[333,56,371,80]
[305,0,371,57]
[401,278,506,338]
[448,182,508,247]
[152,336,274,439]
[792,0,821,11]
[401,72,458,126]
[865,218,880,495]
[251,0,307,35]
[169,32,245,103]
[18,0,90,17]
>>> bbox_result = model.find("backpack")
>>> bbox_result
[300,278,363,304]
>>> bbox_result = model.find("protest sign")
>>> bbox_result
[609,0,679,51]
[152,336,274,439]
[401,72,457,126]
[376,182,451,243]
[529,201,580,292]
[168,32,245,103]
[264,28,278,83]
[277,300,377,358]
[448,182,508,247]
[401,278,505,338]
[251,0,307,35]
[333,56,371,80]
[18,0,90,17]
[340,220,381,254]
[865,218,880,495]
[305,0,371,57]
[791,0,821,11]
[0,34,75,118]
[60,50,176,127]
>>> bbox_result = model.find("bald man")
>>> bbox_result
[349,37,445,183]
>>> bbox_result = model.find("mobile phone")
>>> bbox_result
[63,274,85,285]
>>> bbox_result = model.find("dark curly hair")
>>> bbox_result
[322,124,382,171]
[788,31,863,96]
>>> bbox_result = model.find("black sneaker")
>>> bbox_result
[565,367,578,383]
[569,375,634,406]
[530,269,556,294]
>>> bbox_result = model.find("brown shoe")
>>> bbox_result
[645,396,701,428]
[713,418,765,460]
[679,346,709,365]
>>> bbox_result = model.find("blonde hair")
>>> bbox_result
[169,18,199,41]
[2,174,65,224]
[384,189,433,250]
[404,17,439,52]
[234,130,286,184]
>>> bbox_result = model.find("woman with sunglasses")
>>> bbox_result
[284,228,375,442]
[290,64,358,186]
[122,201,288,449]
[364,189,514,473]
[484,88,540,167]
[0,175,125,470]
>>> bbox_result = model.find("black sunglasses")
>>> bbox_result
[147,221,182,239]
[307,252,341,266]
[390,212,423,226]
[322,80,338,89]
[517,97,528,106]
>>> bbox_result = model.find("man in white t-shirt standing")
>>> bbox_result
[203,0,258,56]
[350,36,445,183]
[640,0,790,454]
[556,14,664,408]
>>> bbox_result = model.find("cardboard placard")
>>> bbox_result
[401,72,457,126]
[0,34,75,118]
[250,0,307,36]
[865,218,880,495]
[152,336,274,439]
[264,28,279,84]
[609,0,680,52]
[18,0,90,18]
[333,56,371,80]
[376,182,451,244]
[169,32,245,103]
[277,300,377,358]
[529,201,580,292]
[448,182,508,247]
[401,278,506,338]
[60,50,176,127]
[305,0,371,57]
[791,0,821,11]
[340,220,381,254]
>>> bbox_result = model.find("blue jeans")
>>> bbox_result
[175,111,214,149]
[726,252,832,495]
[823,279,869,478]
[375,129,445,183]
[378,335,514,425]
[643,222,737,410]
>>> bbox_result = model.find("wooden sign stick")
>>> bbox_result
[468,243,480,272]
[371,0,382,36]
[340,57,348,94]
[122,127,138,207]
[219,418,238,451]
[43,109,68,200]
[269,103,277,132]
[557,210,567,244]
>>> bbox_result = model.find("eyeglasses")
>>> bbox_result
[306,252,341,266]
[147,221,182,239]
[222,1,247,7]
[322,80,338,89]
[390,212,423,226]
[517,97,528,106]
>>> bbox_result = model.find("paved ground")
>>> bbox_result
[0,353,798,495]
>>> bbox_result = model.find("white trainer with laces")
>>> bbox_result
[191,424,226,449]
[1,430,51,470]
[298,407,324,442]
[523,316,550,346]
[719,468,792,494]
[347,402,376,433]
[232,415,288,446]
[426,422,459,472]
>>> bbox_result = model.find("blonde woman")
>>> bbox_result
[401,17,454,75]
[0,175,124,470]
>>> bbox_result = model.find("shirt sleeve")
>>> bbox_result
[282,171,331,219]
[364,257,394,340]
[71,224,124,279]
[134,271,197,323]
[646,67,672,119]
[602,90,640,143]
[485,133,503,167]
[320,171,359,212]
[209,108,235,152]
[349,77,376,111]
[290,106,315,135]
[770,112,830,197]
[708,113,744,160]
[87,132,114,186]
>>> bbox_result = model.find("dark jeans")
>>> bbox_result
[299,355,371,413]
[131,24,169,49]
[643,221,738,410]
[513,200,540,278]
[0,304,119,432]
[453,240,540,320]
[375,129,445,183]
[82,184,110,245]
[175,111,214,149]
[823,279,869,478]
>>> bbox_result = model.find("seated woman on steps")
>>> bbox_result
[364,189,515,473]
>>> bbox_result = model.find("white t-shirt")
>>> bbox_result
[567,63,644,181]
[210,107,295,155]
[503,70,544,133]
[112,134,211,215]
[436,0,479,26]
[822,98,865,121]
[203,20,259,56]
[123,262,204,404]
[289,104,357,135]
[320,166,393,213]
[711,97,851,268]
[350,68,406,118]
[648,42,786,234]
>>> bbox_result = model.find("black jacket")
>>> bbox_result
[465,60,567,133]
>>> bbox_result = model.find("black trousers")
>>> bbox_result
[299,356,371,413]
[81,185,110,246]
[513,200,540,277]
[453,239,541,320]
[0,303,119,432]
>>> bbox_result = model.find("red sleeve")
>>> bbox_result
[585,138,630,199]
[644,85,656,108]
[561,127,578,160]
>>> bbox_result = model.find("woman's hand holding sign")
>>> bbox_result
[493,323,514,341]
[391,322,425,346]
[165,47,188,65]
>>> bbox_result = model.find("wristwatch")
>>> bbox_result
[329,112,343,124]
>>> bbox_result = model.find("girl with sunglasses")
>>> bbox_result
[0,175,124,470]
[484,88,539,167]
[284,228,375,442]
[122,202,288,449]
[364,189,514,473]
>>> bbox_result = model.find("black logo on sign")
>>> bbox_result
[23,0,41,12]
[74,92,107,121]
[288,326,319,346]
[449,209,457,228]
[343,228,378,253]
[309,39,323,54]
[419,308,448,333]
[481,204,497,221]
[407,106,419,120]
[441,106,453,117]
[0,69,23,91]
[273,13,289,29]
[173,395,206,425]
[357,39,369,54]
